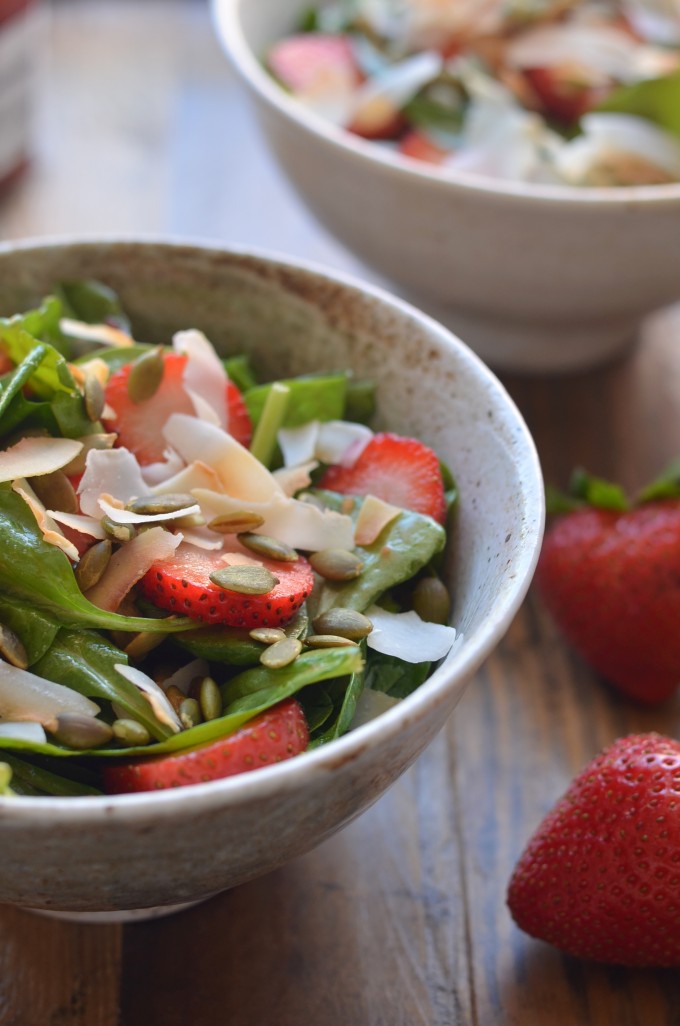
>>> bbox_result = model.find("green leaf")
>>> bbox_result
[0,344,49,421]
[223,354,258,393]
[244,374,348,430]
[0,751,102,796]
[308,666,364,746]
[0,318,78,400]
[58,279,131,332]
[73,342,152,373]
[221,645,363,711]
[0,594,60,664]
[636,457,680,503]
[364,649,431,699]
[597,70,680,140]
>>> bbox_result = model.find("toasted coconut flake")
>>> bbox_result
[0,721,47,743]
[173,329,228,430]
[0,436,83,483]
[46,510,107,539]
[354,493,402,546]
[85,526,182,612]
[180,528,224,551]
[278,421,319,468]
[316,420,373,466]
[151,459,220,496]
[12,479,80,561]
[60,318,135,348]
[273,460,319,497]
[193,488,355,551]
[186,387,222,426]
[365,606,457,663]
[68,357,110,389]
[78,447,147,518]
[140,448,186,487]
[98,495,200,525]
[0,661,99,725]
[164,414,283,503]
[114,664,181,732]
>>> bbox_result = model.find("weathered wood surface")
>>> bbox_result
[0,2,678,1023]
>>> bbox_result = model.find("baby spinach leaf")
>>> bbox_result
[224,354,257,392]
[73,342,151,373]
[245,373,347,429]
[364,650,431,699]
[0,318,77,400]
[0,751,102,797]
[597,70,680,139]
[0,595,60,664]
[58,279,131,332]
[0,344,48,421]
[308,665,364,746]
[221,645,363,709]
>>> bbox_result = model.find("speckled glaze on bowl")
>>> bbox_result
[0,238,543,919]
[212,0,680,374]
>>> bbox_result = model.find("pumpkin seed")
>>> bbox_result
[179,697,202,730]
[0,623,28,669]
[75,539,112,592]
[126,492,196,516]
[198,676,222,721]
[165,685,185,714]
[249,627,286,645]
[62,433,116,476]
[309,548,364,582]
[48,713,114,750]
[28,470,78,515]
[304,634,359,649]
[127,346,165,403]
[412,576,451,625]
[112,718,151,746]
[312,608,373,640]
[84,369,105,422]
[208,511,265,535]
[260,636,302,669]
[209,565,279,595]
[123,631,166,661]
[238,532,298,562]
[101,516,136,542]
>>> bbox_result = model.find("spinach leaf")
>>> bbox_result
[597,70,680,139]
[73,343,152,373]
[58,279,131,332]
[245,374,348,429]
[308,665,364,746]
[1,751,102,797]
[221,645,363,709]
[364,650,431,699]
[0,595,60,664]
[224,354,257,392]
[0,319,77,400]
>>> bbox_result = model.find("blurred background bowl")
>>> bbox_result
[0,236,543,920]
[212,0,680,374]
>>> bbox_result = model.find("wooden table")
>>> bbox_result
[1,2,679,1023]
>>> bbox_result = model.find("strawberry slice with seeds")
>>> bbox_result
[319,431,448,524]
[102,352,252,465]
[101,698,309,793]
[398,128,450,165]
[267,34,361,98]
[139,543,314,629]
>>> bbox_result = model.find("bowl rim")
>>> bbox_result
[211,0,680,209]
[0,233,545,822]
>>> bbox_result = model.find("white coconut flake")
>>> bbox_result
[114,664,181,732]
[354,493,402,546]
[349,688,401,730]
[350,50,443,122]
[506,22,645,82]
[164,414,283,503]
[220,550,265,568]
[0,661,100,724]
[180,527,224,551]
[0,436,83,483]
[278,421,319,468]
[60,318,136,348]
[140,448,186,487]
[185,387,222,426]
[78,447,148,518]
[0,721,47,743]
[12,479,80,561]
[161,658,210,697]
[84,526,182,612]
[151,459,220,496]
[46,510,107,539]
[98,495,200,525]
[273,460,319,497]
[365,606,457,663]
[316,420,373,465]
[173,329,228,430]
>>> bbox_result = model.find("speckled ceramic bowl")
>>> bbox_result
[213,0,680,374]
[0,237,543,920]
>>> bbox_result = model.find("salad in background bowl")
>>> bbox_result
[0,238,542,919]
[213,0,680,373]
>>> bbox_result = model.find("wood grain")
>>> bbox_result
[0,2,679,1024]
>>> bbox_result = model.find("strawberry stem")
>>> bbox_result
[249,381,290,467]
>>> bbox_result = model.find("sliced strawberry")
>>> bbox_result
[139,543,314,629]
[524,66,611,126]
[319,432,447,524]
[102,352,252,465]
[101,698,309,793]
[267,34,362,98]
[398,128,450,165]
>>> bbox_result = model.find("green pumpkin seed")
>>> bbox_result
[28,470,78,515]
[126,492,196,516]
[123,631,166,661]
[238,532,298,562]
[112,718,151,746]
[304,634,359,649]
[75,539,112,592]
[208,511,265,534]
[101,516,136,542]
[312,608,373,640]
[412,576,451,625]
[209,565,279,595]
[84,370,106,422]
[179,697,202,730]
[259,636,302,669]
[198,676,222,721]
[0,623,28,669]
[309,548,364,582]
[249,627,286,645]
[127,346,165,403]
[62,432,116,476]
[48,713,114,750]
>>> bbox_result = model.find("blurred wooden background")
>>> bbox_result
[0,2,679,1023]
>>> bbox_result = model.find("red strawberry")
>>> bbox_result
[536,497,680,704]
[102,352,252,465]
[507,733,680,967]
[267,34,361,98]
[524,66,611,126]
[102,698,309,793]
[139,543,314,629]
[398,128,450,165]
[319,432,447,524]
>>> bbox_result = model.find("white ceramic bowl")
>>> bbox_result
[213,0,680,374]
[0,237,543,920]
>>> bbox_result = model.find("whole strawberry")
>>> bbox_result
[535,467,680,703]
[507,733,680,967]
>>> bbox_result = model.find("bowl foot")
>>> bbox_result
[26,896,216,924]
[409,299,640,374]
